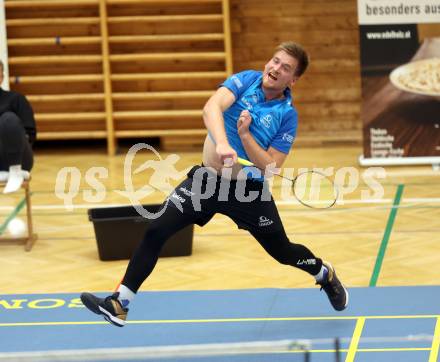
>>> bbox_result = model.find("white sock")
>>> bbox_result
[1,170,30,182]
[3,165,24,194]
[314,265,329,283]
[117,284,135,308]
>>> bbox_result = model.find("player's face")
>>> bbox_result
[262,50,298,91]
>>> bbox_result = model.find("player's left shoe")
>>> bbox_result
[317,261,349,311]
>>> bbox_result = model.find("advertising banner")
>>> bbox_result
[357,0,440,165]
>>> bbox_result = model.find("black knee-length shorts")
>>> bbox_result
[165,165,285,234]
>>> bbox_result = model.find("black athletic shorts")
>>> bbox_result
[165,165,285,233]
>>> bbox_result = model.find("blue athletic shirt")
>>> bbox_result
[212,70,298,179]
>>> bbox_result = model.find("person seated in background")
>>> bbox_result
[0,60,36,193]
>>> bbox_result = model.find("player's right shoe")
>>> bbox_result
[80,292,128,327]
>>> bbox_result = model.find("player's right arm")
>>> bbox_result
[202,87,237,166]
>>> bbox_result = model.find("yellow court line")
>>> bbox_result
[357,347,431,352]
[129,316,357,324]
[0,315,439,327]
[0,321,107,327]
[345,317,365,362]
[429,316,440,362]
[366,315,440,320]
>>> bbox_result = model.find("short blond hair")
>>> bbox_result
[276,42,309,77]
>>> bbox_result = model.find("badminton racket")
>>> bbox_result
[238,157,338,209]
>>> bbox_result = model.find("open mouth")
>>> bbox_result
[268,72,278,81]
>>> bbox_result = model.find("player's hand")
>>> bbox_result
[237,110,252,137]
[216,142,237,167]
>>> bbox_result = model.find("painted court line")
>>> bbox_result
[1,314,439,327]
[345,317,365,362]
[0,196,440,213]
[357,347,430,352]
[369,184,404,287]
[278,197,440,206]
[429,316,440,362]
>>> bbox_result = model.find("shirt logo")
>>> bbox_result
[232,76,243,89]
[261,114,273,128]
[241,96,252,110]
[282,133,294,144]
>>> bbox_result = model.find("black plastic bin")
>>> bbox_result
[88,204,193,261]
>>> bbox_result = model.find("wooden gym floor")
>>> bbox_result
[0,144,439,295]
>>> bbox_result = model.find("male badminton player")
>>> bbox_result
[81,41,348,327]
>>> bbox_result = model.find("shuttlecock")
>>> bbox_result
[7,218,27,237]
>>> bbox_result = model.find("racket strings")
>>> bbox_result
[292,171,339,209]
[236,158,339,209]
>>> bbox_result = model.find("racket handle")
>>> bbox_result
[237,157,255,166]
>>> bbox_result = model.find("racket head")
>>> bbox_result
[292,170,338,209]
